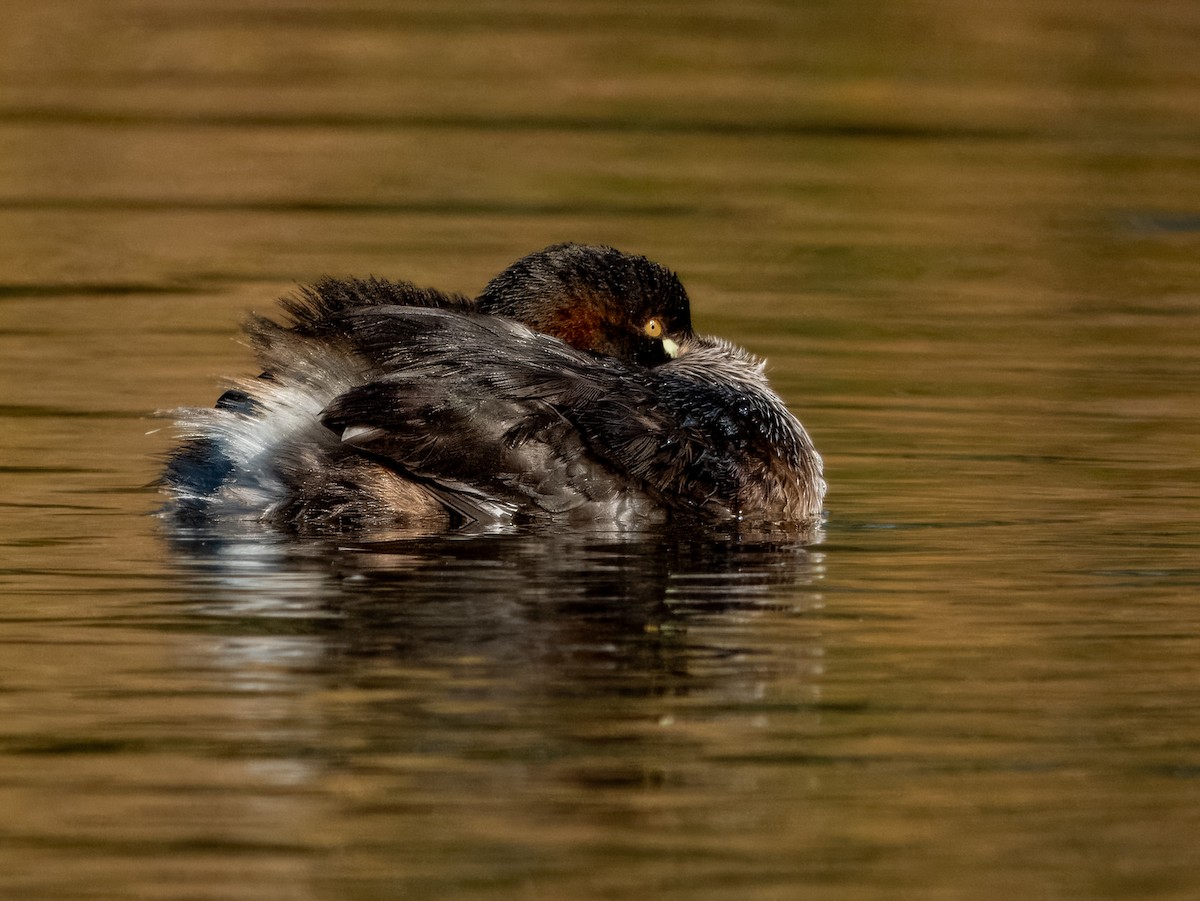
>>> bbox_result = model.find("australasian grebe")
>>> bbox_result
[161,243,825,533]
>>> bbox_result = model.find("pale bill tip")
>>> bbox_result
[662,337,680,359]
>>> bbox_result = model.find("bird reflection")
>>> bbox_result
[161,521,827,816]
[162,520,825,694]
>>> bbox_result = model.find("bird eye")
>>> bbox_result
[643,318,663,338]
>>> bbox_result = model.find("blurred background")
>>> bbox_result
[1,2,1198,899]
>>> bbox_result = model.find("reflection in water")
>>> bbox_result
[155,522,829,897]
[164,521,826,692]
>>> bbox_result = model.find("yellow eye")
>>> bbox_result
[643,318,663,338]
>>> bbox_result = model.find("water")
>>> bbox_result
[2,1,1200,898]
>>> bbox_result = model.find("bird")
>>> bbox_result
[160,243,825,534]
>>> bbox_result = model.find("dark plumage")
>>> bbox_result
[160,244,825,534]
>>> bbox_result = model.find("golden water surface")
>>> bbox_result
[1,1,1199,899]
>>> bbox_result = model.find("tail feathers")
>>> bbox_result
[160,380,453,533]
[161,372,339,515]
